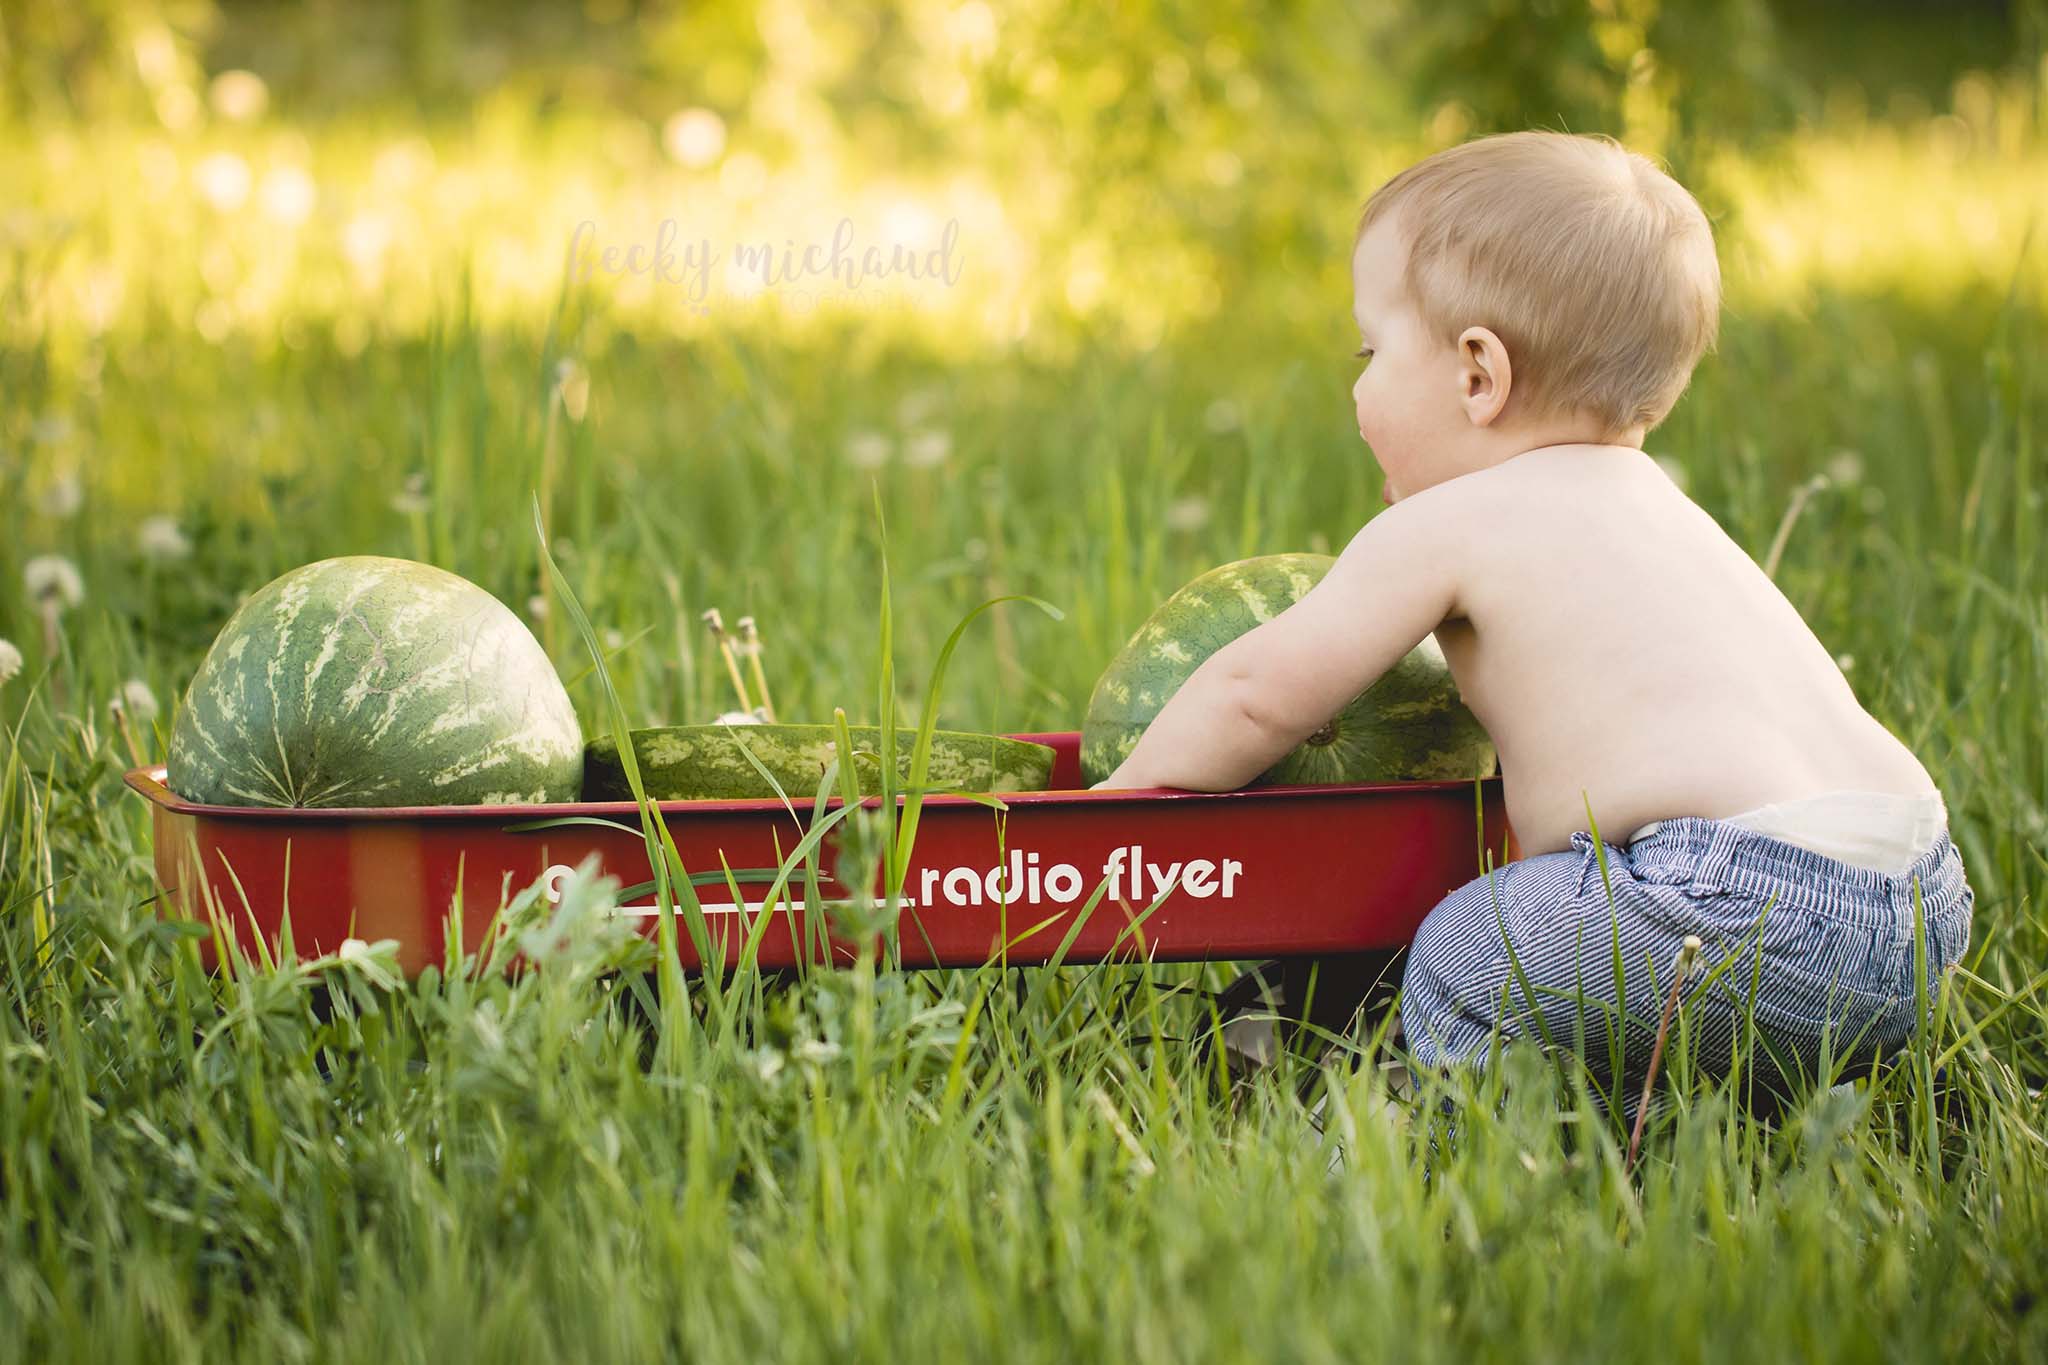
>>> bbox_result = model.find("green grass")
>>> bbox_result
[3,108,2048,1360]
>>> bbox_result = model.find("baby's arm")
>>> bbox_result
[1093,489,1466,790]
[1232,490,1466,741]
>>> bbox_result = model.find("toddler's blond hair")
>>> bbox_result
[1358,130,1721,438]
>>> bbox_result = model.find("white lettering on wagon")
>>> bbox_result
[540,845,1244,917]
[917,846,1243,909]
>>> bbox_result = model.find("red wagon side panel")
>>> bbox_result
[129,732,1519,975]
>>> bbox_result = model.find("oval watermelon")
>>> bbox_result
[167,556,583,807]
[1080,553,1495,787]
[583,724,1055,802]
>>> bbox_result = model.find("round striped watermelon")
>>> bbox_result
[167,556,583,807]
[1080,553,1495,787]
[583,725,1055,802]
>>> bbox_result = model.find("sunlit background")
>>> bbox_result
[10,2,2045,349]
[3,0,2045,733]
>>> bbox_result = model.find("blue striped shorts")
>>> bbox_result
[1397,816,1976,1102]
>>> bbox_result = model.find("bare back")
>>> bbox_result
[1433,446,1937,856]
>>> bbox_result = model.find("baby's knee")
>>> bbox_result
[1398,882,1511,1064]
[1397,854,1588,1063]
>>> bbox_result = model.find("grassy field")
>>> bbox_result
[4,43,2048,1362]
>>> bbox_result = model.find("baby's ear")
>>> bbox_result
[1456,326,1512,427]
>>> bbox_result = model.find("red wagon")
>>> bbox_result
[124,732,1518,976]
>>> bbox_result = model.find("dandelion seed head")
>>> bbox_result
[390,471,429,516]
[527,594,550,620]
[112,678,159,719]
[24,555,84,610]
[844,430,891,469]
[39,474,83,520]
[1824,449,1865,486]
[903,428,953,468]
[1164,495,1211,531]
[0,639,21,684]
[137,514,192,561]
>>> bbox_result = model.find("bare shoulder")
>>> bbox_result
[1371,449,1701,617]
[1358,455,1570,580]
[1433,446,1697,541]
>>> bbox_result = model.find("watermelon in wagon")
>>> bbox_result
[1080,552,1495,788]
[581,723,1056,802]
[167,556,584,808]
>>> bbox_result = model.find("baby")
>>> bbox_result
[1091,130,1975,1105]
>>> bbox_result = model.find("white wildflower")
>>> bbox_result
[111,678,159,719]
[1164,495,1211,531]
[1824,449,1865,486]
[527,594,549,620]
[602,628,625,652]
[0,638,21,684]
[662,108,727,168]
[1836,653,1855,673]
[902,428,953,468]
[1202,398,1241,433]
[843,429,892,469]
[24,555,84,611]
[390,472,429,516]
[137,514,192,561]
[38,474,82,520]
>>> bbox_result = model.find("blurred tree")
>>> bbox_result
[1359,0,1807,204]
[0,0,218,124]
